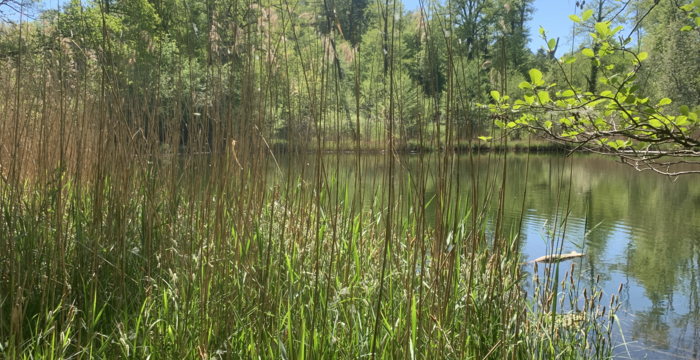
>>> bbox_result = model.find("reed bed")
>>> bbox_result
[1,0,621,358]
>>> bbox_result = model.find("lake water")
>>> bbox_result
[269,151,700,358]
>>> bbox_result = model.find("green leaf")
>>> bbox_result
[595,22,609,36]
[539,27,545,36]
[676,116,689,126]
[478,136,492,141]
[518,81,532,90]
[548,38,556,50]
[649,119,663,127]
[680,105,690,115]
[582,48,595,57]
[529,69,544,86]
[495,120,505,128]
[491,91,501,101]
[524,94,535,105]
[564,56,577,64]
[611,25,624,35]
[681,25,693,31]
[657,98,672,106]
[582,9,593,21]
[561,90,575,97]
[637,52,648,61]
[569,14,581,23]
[537,91,551,104]
[544,120,552,129]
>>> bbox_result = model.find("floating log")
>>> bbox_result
[524,251,585,265]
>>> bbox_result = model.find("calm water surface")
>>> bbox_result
[271,152,700,359]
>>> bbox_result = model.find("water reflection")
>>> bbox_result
[267,152,700,358]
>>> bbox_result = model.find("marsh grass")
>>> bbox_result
[1,0,621,358]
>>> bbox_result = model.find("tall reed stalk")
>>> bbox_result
[0,0,621,358]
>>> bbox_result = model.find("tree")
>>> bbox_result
[486,2,700,177]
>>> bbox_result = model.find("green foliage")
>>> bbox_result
[487,16,700,175]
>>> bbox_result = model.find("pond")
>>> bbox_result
[270,151,700,359]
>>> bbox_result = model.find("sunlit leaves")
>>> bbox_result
[491,91,501,101]
[657,98,672,106]
[582,48,595,57]
[606,140,630,150]
[524,94,535,105]
[569,14,581,23]
[582,9,593,21]
[519,82,532,90]
[595,22,609,37]
[529,69,544,86]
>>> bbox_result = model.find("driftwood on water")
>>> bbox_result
[522,251,585,265]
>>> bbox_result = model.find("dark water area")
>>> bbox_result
[196,151,700,358]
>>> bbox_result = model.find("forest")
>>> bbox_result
[2,0,698,156]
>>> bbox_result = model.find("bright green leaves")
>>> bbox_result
[563,56,577,64]
[606,140,631,150]
[637,52,648,62]
[582,9,593,21]
[519,81,532,90]
[569,14,581,23]
[537,91,551,104]
[680,3,700,31]
[529,69,544,87]
[524,94,535,105]
[478,136,492,141]
[680,105,690,116]
[582,48,595,57]
[491,91,501,102]
[649,118,664,128]
[544,120,553,129]
[676,116,690,126]
[548,38,557,51]
[595,22,609,37]
[561,90,575,97]
[657,98,672,107]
